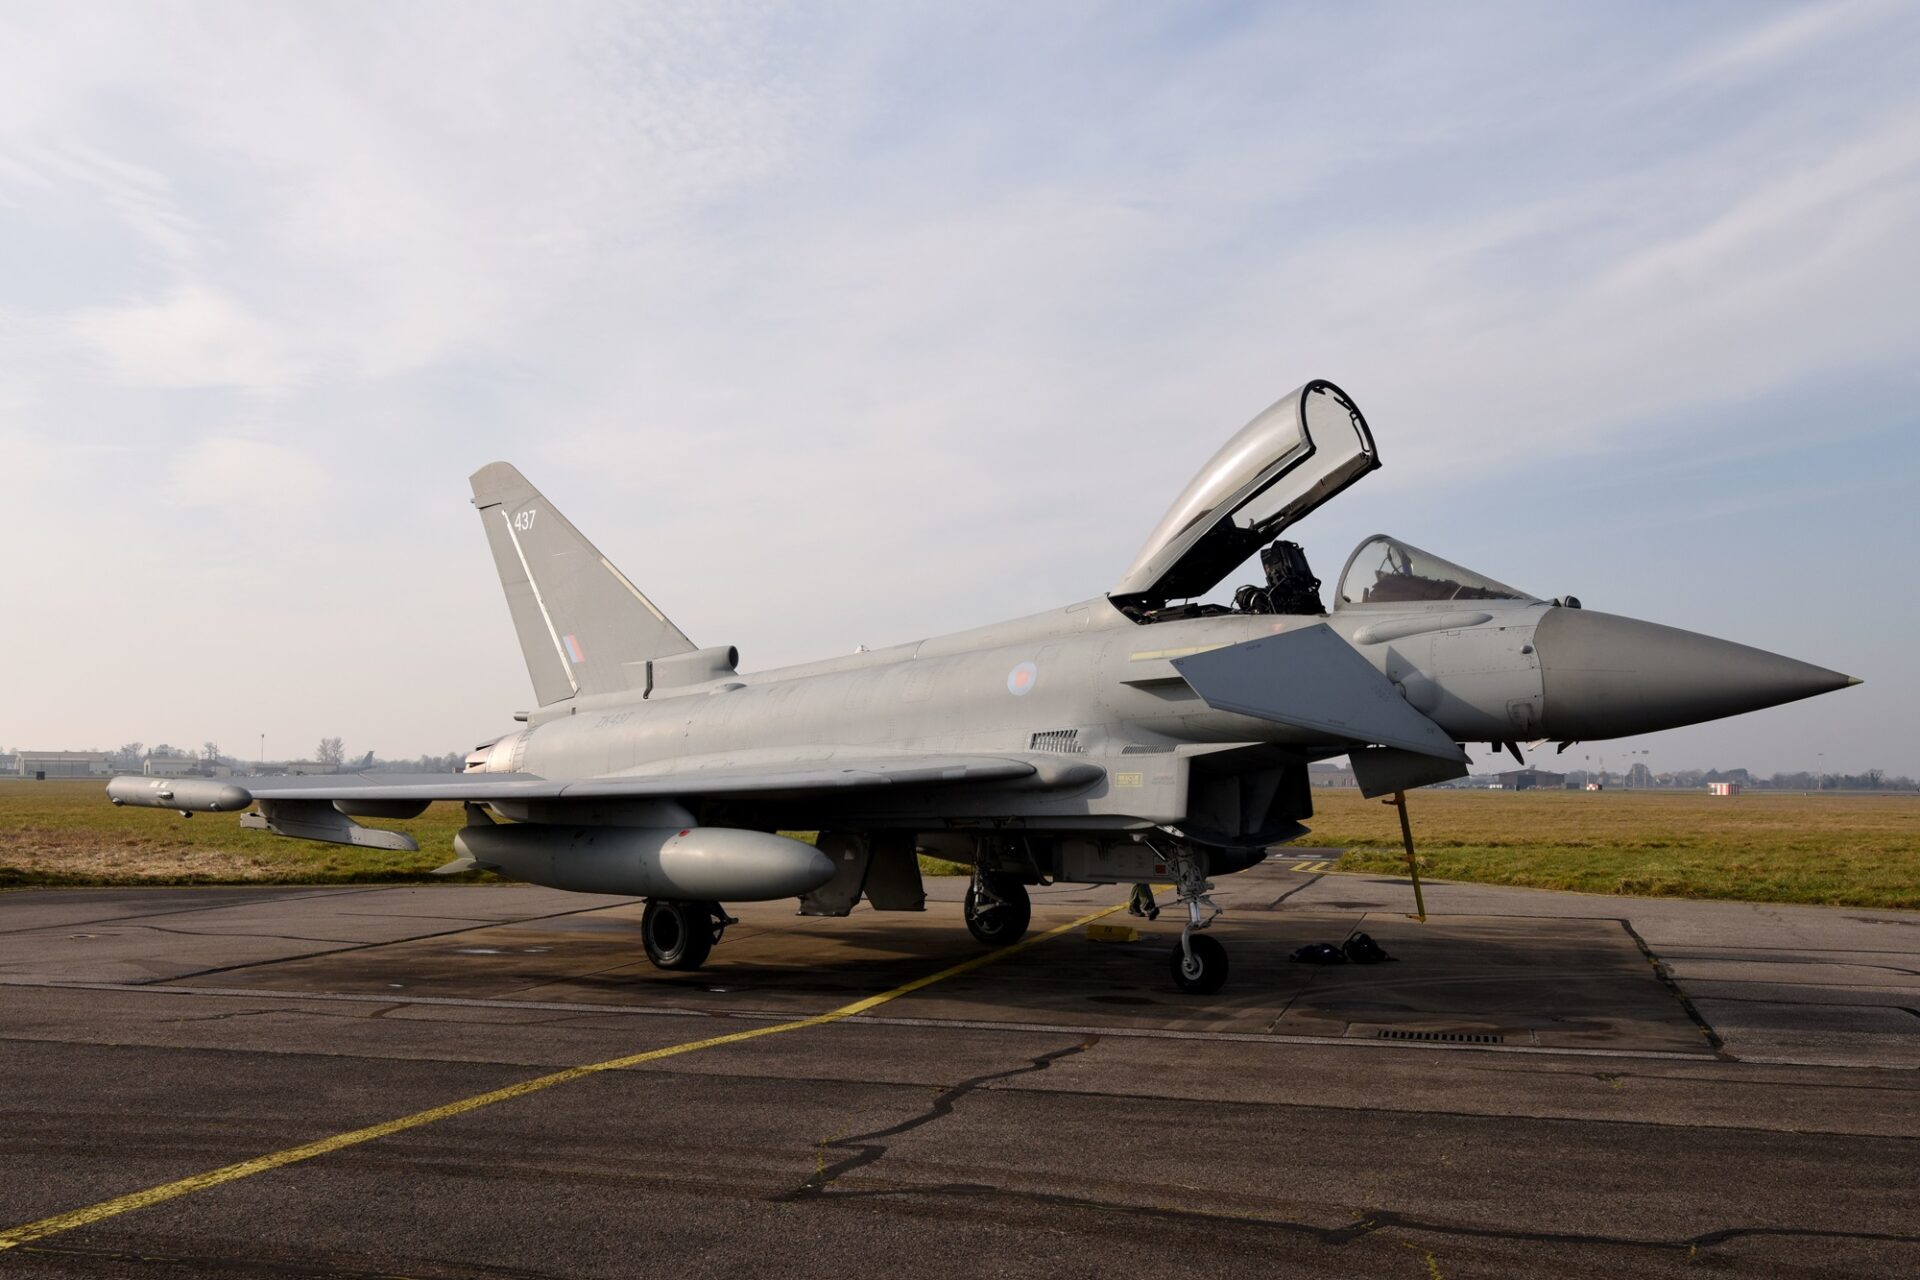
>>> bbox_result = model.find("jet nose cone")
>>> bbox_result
[1534,607,1857,740]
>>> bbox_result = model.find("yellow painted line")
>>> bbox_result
[0,899,1125,1252]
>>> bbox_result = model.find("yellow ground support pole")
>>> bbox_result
[1387,790,1427,922]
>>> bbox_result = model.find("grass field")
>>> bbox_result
[0,780,476,887]
[0,781,957,888]
[1312,787,1920,910]
[2,779,1916,910]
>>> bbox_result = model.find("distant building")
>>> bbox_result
[282,760,340,776]
[143,757,233,778]
[1308,762,1356,787]
[1493,768,1567,792]
[1708,781,1741,796]
[16,751,113,779]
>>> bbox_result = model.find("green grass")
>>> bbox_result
[1311,787,1920,910]
[0,780,479,886]
[0,783,977,888]
[5,779,1917,909]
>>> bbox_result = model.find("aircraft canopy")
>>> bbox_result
[1110,380,1379,605]
[1335,535,1534,608]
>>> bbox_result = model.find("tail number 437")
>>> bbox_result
[512,509,538,532]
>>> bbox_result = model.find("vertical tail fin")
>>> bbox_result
[470,462,695,706]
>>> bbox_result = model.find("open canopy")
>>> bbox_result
[1335,535,1535,608]
[1110,380,1379,606]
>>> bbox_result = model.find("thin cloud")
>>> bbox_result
[169,436,325,510]
[0,2,1913,771]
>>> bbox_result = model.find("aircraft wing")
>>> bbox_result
[1171,624,1468,761]
[107,753,1048,813]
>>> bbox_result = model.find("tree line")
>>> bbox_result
[102,741,467,774]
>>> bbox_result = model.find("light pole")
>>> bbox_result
[259,734,265,775]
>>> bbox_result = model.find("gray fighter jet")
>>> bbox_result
[108,380,1859,992]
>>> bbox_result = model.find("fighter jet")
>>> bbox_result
[108,380,1859,992]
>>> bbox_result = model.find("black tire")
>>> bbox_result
[642,899,714,971]
[963,876,1031,946]
[1169,934,1228,994]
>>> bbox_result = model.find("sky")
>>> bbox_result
[1,1,1916,777]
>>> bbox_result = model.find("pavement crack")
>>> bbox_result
[163,1008,279,1024]
[1267,872,1326,908]
[135,924,363,944]
[11,1238,567,1278]
[774,1035,1100,1203]
[143,899,639,986]
[797,1179,1920,1258]
[1618,918,1727,1056]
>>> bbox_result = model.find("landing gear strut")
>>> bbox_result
[1158,842,1228,994]
[963,871,1031,946]
[641,899,732,971]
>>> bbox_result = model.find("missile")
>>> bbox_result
[454,823,836,901]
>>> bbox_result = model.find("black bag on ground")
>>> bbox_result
[1343,932,1394,964]
[1290,942,1348,965]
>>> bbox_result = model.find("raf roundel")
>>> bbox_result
[1007,661,1038,696]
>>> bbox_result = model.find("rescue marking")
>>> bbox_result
[1127,644,1228,663]
[0,900,1126,1252]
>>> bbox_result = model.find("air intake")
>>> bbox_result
[1029,729,1084,754]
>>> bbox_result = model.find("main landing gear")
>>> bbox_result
[641,899,734,971]
[1158,842,1228,994]
[963,870,1032,946]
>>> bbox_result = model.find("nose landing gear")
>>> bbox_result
[1171,933,1228,993]
[1158,840,1228,994]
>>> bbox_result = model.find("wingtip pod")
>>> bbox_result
[106,776,254,813]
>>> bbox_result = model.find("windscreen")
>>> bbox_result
[1336,535,1533,607]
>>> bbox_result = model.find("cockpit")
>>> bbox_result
[1334,535,1535,608]
[1108,380,1540,624]
[1109,379,1378,624]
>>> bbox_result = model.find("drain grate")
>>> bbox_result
[1375,1029,1505,1044]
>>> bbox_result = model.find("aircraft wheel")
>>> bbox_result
[1169,934,1228,994]
[963,877,1031,946]
[642,899,714,971]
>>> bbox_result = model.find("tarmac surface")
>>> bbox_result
[0,857,1916,1278]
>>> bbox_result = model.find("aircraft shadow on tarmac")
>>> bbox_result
[168,897,1716,1056]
